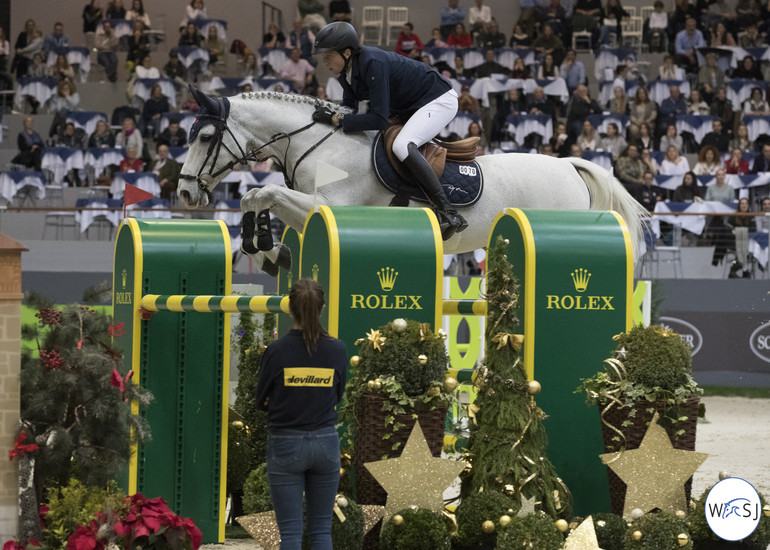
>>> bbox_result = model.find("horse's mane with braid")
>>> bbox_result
[237,91,352,114]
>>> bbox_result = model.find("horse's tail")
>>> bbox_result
[566,157,650,262]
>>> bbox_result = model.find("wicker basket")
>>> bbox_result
[598,396,701,516]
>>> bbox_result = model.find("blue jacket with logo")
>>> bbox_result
[255,329,347,430]
[338,46,452,133]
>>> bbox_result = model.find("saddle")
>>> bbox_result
[383,124,480,180]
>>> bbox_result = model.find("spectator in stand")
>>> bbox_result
[329,0,352,22]
[659,123,683,153]
[660,144,691,174]
[743,87,769,115]
[705,167,734,201]
[726,147,750,173]
[298,0,326,33]
[164,51,187,84]
[511,57,531,78]
[26,52,46,79]
[458,84,481,114]
[204,26,225,64]
[560,49,586,92]
[448,23,473,48]
[739,23,762,48]
[531,23,564,60]
[474,48,511,78]
[83,0,104,44]
[674,17,705,74]
[566,84,601,138]
[135,54,160,78]
[637,170,662,211]
[440,0,466,39]
[12,116,44,171]
[43,22,69,56]
[287,18,316,60]
[550,122,574,157]
[395,23,424,59]
[615,143,646,186]
[96,21,119,82]
[48,54,75,83]
[509,23,533,48]
[570,143,583,157]
[729,124,754,153]
[658,85,688,136]
[454,55,476,78]
[697,52,725,102]
[599,0,629,46]
[181,0,207,29]
[704,0,734,31]
[425,28,449,48]
[517,0,540,38]
[729,197,756,275]
[49,79,80,116]
[157,118,187,147]
[11,19,40,79]
[53,122,86,152]
[89,119,115,148]
[469,0,493,38]
[646,0,669,53]
[710,87,734,132]
[701,119,730,152]
[241,52,261,79]
[141,84,169,137]
[571,0,603,42]
[263,22,285,48]
[479,19,506,49]
[119,145,145,172]
[466,120,488,155]
[641,145,658,174]
[751,143,770,172]
[151,144,182,201]
[527,85,558,122]
[537,53,560,79]
[280,47,315,93]
[115,117,143,151]
[601,122,627,160]
[687,88,709,115]
[181,91,199,113]
[178,22,203,47]
[693,144,721,174]
[609,86,629,114]
[491,88,526,142]
[126,22,150,72]
[577,119,599,151]
[126,0,151,29]
[669,0,697,39]
[106,0,126,19]
[733,56,763,80]
[672,170,701,200]
[709,21,736,47]
[658,54,682,80]
[538,0,569,40]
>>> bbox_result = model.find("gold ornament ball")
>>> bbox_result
[764,505,770,517]
[418,354,428,365]
[677,533,689,546]
[336,496,348,508]
[367,380,376,390]
[632,531,642,541]
[349,355,360,367]
[482,520,495,534]
[392,318,408,333]
[527,380,541,395]
[631,508,644,520]
[675,510,687,519]
[339,468,346,476]
[393,515,404,526]
[232,420,244,429]
[499,515,512,527]
[555,519,568,533]
[374,379,382,390]
[444,377,459,392]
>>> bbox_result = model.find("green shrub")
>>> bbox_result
[380,508,451,550]
[454,491,516,548]
[243,464,272,514]
[593,512,626,550]
[688,486,770,550]
[495,513,562,550]
[624,512,692,550]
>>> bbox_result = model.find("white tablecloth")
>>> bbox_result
[168,146,189,163]
[96,19,132,38]
[258,48,290,74]
[41,147,85,184]
[110,172,160,199]
[66,111,108,135]
[506,114,553,145]
[651,200,736,236]
[742,115,770,143]
[594,47,637,80]
[749,230,769,269]
[726,79,770,111]
[14,77,57,109]
[675,115,717,145]
[231,171,286,197]
[173,46,210,73]
[192,19,228,42]
[133,78,177,108]
[0,171,46,203]
[466,77,569,108]
[598,79,639,106]
[586,113,630,134]
[84,147,125,175]
[442,111,481,139]
[581,151,613,170]
[47,46,91,82]
[75,198,122,233]
[159,113,196,135]
[648,79,691,105]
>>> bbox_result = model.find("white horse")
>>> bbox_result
[178,87,648,274]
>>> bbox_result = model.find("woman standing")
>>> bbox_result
[256,279,347,550]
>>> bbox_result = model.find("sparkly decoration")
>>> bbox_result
[491,332,524,351]
[517,495,537,517]
[675,510,686,519]
[555,519,568,532]
[616,347,628,359]
[600,413,708,520]
[654,326,675,337]
[444,377,458,392]
[503,484,516,496]
[437,328,447,340]
[764,505,770,517]
[367,380,376,390]
[632,530,642,541]
[499,515,512,527]
[482,520,495,534]
[340,468,346,476]
[392,318,408,333]
[393,514,404,526]
[366,329,386,351]
[418,354,428,365]
[349,355,360,367]
[354,338,364,346]
[677,533,689,546]
[527,380,541,395]
[563,516,600,550]
[336,496,348,508]
[467,403,480,425]
[374,379,382,390]
[237,512,281,550]
[361,505,386,534]
[631,508,644,520]
[232,420,244,428]
[364,421,467,520]
[419,322,433,341]
[426,386,441,397]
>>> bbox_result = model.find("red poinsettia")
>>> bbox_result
[39,505,49,528]
[8,431,39,461]
[110,369,133,401]
[66,521,104,550]
[4,540,25,550]
[114,494,201,550]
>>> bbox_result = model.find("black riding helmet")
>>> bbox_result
[312,21,360,55]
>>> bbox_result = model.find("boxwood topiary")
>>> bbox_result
[243,463,272,514]
[380,508,451,549]
[592,512,626,550]
[495,513,562,550]
[454,491,516,548]
[688,485,770,550]
[614,324,693,390]
[624,512,693,549]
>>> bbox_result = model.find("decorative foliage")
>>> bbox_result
[243,463,273,514]
[623,512,692,550]
[379,508,451,550]
[592,512,627,550]
[688,485,770,550]
[454,491,516,549]
[495,512,563,550]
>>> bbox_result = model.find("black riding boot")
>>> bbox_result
[401,142,468,240]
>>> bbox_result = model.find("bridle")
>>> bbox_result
[179,96,342,203]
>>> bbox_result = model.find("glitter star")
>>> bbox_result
[517,494,538,517]
[616,347,627,359]
[599,413,708,520]
[564,516,600,550]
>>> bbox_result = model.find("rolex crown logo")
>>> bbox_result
[287,270,294,288]
[377,267,398,291]
[312,264,319,281]
[121,268,127,289]
[571,268,591,292]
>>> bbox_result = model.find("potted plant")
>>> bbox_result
[578,324,704,516]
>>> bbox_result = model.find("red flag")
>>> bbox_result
[123,183,155,218]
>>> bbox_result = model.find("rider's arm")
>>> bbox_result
[339,58,390,133]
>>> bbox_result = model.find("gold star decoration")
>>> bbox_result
[366,329,386,351]
[599,412,708,520]
[517,494,537,517]
[364,421,467,520]
[564,516,600,550]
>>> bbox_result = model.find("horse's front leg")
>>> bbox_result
[239,185,320,276]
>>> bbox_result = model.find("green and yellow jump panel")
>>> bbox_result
[113,218,230,544]
[488,208,633,515]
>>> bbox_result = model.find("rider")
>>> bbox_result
[311,21,467,240]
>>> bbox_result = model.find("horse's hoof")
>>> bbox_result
[276,245,292,270]
[260,257,280,277]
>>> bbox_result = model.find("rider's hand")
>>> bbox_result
[312,105,336,125]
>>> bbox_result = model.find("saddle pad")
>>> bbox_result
[371,132,483,208]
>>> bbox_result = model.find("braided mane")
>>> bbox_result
[238,91,351,114]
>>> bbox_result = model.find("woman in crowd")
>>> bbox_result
[466,121,488,155]
[126,0,151,29]
[48,54,75,83]
[693,144,721,174]
[729,197,756,276]
[600,121,628,160]
[241,52,261,78]
[88,119,115,148]
[141,83,169,137]
[733,55,763,80]
[609,85,629,114]
[537,53,560,79]
[115,117,143,152]
[743,86,769,115]
[641,146,658,174]
[725,147,750,174]
[12,19,43,79]
[705,167,734,202]
[126,21,150,71]
[255,278,347,550]
[709,21,736,46]
[178,22,203,47]
[49,80,81,116]
[425,27,448,48]
[509,23,532,48]
[511,57,531,78]
[658,54,681,80]
[263,22,285,48]
[83,0,104,37]
[577,119,599,151]
[629,87,656,140]
[181,0,207,28]
[673,170,702,201]
[659,124,683,154]
[106,0,126,19]
[729,124,754,153]
[633,122,654,150]
[204,25,225,64]
[660,144,691,174]
[448,23,473,48]
[687,88,709,115]
[12,116,44,171]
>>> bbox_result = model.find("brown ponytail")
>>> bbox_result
[288,278,330,353]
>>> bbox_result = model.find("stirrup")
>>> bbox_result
[436,210,468,241]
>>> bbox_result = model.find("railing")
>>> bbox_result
[262,1,283,38]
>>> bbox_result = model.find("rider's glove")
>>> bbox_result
[312,105,336,125]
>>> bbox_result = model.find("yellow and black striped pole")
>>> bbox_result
[140,294,290,314]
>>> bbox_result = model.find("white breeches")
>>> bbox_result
[392,88,459,161]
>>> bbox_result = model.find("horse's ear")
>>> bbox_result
[188,84,220,116]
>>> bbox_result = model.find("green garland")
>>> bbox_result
[380,508,451,550]
[624,512,693,549]
[495,513,563,550]
[592,512,627,550]
[454,491,516,548]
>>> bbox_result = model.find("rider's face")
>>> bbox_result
[322,50,348,75]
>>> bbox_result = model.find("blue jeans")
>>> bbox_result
[97,51,117,77]
[267,427,340,550]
